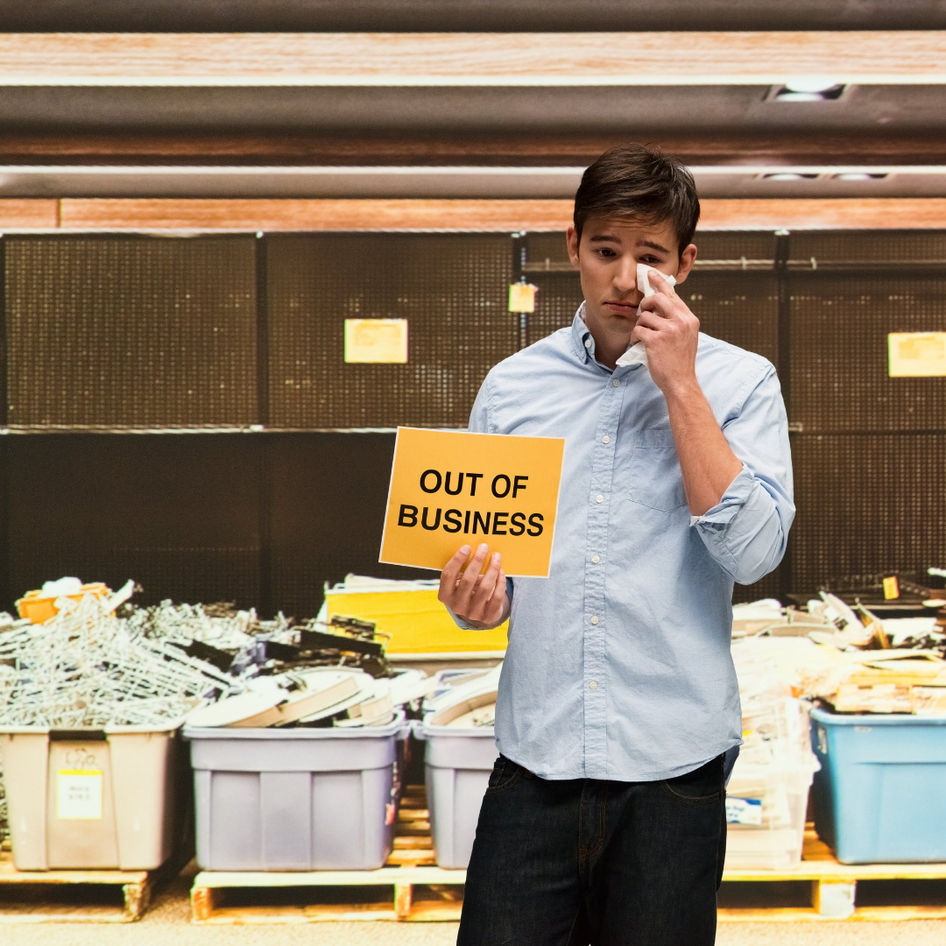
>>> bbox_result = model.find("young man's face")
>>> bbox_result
[566,215,697,356]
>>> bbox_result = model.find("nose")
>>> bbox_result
[612,257,638,296]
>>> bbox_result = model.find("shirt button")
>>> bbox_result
[602,435,610,444]
[591,615,599,625]
[595,494,604,504]
[589,681,598,690]
[584,339,592,348]
[591,554,601,564]
[611,379,620,387]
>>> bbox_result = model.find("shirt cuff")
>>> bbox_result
[444,577,515,630]
[446,604,476,630]
[689,464,755,528]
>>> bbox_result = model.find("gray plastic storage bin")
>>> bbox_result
[0,723,184,870]
[418,715,497,869]
[184,712,407,871]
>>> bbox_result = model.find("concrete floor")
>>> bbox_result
[2,871,945,946]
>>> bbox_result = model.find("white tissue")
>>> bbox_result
[615,266,677,368]
[636,263,675,299]
[40,577,83,597]
[616,343,649,367]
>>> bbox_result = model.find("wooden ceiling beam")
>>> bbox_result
[0,199,59,228]
[3,133,946,166]
[0,32,945,86]
[44,197,946,231]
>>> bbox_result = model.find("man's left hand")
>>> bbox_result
[631,269,700,396]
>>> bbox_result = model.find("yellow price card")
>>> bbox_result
[344,319,409,363]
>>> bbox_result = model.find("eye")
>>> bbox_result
[596,248,617,258]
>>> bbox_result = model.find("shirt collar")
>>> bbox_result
[570,303,594,364]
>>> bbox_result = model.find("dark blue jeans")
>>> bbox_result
[457,754,727,946]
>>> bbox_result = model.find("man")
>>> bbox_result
[438,144,794,946]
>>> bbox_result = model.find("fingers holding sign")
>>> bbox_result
[438,543,509,629]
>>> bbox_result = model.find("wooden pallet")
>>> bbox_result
[191,791,464,923]
[191,790,946,924]
[720,829,946,921]
[0,849,177,922]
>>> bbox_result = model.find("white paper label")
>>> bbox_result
[344,319,409,363]
[726,796,763,826]
[57,769,103,820]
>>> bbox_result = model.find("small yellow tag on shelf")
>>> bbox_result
[888,332,946,377]
[508,283,537,313]
[344,319,408,364]
[883,576,900,600]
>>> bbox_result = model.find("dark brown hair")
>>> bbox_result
[573,144,700,255]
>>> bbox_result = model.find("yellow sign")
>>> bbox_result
[508,282,537,313]
[883,576,900,600]
[344,319,409,363]
[380,427,565,577]
[888,332,946,377]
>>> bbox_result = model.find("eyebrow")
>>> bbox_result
[588,235,671,254]
[637,240,672,254]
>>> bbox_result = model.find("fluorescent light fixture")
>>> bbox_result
[769,83,848,102]
[762,172,820,181]
[833,172,889,182]
[782,79,843,94]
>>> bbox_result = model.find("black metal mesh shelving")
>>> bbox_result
[266,233,516,429]
[6,434,263,608]
[4,236,258,428]
[0,228,940,611]
[790,433,946,592]
[790,272,946,433]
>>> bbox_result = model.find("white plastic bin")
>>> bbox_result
[0,724,183,870]
[184,712,408,871]
[724,756,818,871]
[417,704,497,870]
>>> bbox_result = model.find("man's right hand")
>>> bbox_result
[438,543,510,629]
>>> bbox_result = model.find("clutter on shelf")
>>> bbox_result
[0,575,441,851]
[732,588,946,716]
[1,576,438,732]
[727,636,821,869]
[321,573,509,657]
[0,581,231,729]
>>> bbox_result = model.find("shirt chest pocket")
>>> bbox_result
[627,427,688,512]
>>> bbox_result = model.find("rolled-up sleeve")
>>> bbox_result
[690,367,795,585]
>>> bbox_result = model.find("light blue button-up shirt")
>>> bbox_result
[459,306,794,782]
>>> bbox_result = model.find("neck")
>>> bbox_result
[590,334,626,372]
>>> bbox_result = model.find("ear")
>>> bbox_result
[674,244,697,284]
[566,226,580,270]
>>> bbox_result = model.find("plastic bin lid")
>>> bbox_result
[419,691,497,738]
[185,691,285,728]
[0,720,184,735]
[184,709,408,741]
[810,706,946,726]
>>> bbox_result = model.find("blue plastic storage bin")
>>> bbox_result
[810,707,946,863]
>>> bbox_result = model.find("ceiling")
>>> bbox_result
[1,2,946,200]
[2,1,945,32]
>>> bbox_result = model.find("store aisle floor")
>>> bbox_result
[2,872,945,946]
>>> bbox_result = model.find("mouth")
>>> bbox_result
[604,301,639,314]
